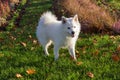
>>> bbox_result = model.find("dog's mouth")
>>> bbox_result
[68,32,75,37]
[71,34,75,37]
[71,31,75,37]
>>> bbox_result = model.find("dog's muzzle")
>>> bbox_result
[71,31,75,37]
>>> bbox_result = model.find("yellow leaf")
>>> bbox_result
[26,69,36,74]
[86,72,94,78]
[10,36,16,40]
[20,42,27,47]
[75,50,80,58]
[31,47,34,50]
[76,61,83,66]
[110,36,116,39]
[16,73,23,78]
[75,50,79,54]
[29,35,32,38]
[33,40,37,44]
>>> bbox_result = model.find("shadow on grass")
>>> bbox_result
[28,0,52,8]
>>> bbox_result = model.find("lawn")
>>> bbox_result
[0,0,120,79]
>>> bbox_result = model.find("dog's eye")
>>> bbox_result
[74,26,76,28]
[68,27,70,29]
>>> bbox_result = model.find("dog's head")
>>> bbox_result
[62,15,80,37]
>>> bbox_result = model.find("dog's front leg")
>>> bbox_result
[54,45,60,61]
[68,46,77,61]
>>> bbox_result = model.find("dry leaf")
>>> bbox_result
[10,36,16,40]
[93,50,99,56]
[29,35,32,38]
[86,72,94,78]
[33,40,37,44]
[83,51,86,54]
[31,47,34,50]
[26,69,36,74]
[16,73,23,78]
[76,61,83,66]
[112,54,120,62]
[20,42,27,47]
[75,50,80,58]
[110,36,116,39]
[117,45,120,51]
[75,50,79,54]
[113,41,116,44]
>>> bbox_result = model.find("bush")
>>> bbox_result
[0,0,19,27]
[113,20,120,33]
[52,0,116,33]
[0,0,10,26]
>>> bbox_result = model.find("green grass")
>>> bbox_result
[0,0,120,79]
[97,0,120,10]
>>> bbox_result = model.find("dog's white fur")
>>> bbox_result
[36,11,81,60]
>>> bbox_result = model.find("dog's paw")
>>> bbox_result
[70,56,77,61]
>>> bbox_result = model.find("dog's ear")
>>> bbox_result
[73,14,78,22]
[62,16,67,24]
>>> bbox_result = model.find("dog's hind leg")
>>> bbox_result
[43,40,52,56]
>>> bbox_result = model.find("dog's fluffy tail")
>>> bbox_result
[39,11,57,25]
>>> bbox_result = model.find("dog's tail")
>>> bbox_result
[39,11,57,25]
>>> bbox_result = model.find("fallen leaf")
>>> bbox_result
[29,35,32,38]
[75,50,79,54]
[75,50,80,58]
[76,61,83,66]
[83,51,86,54]
[93,50,99,56]
[112,54,120,62]
[16,73,23,78]
[33,40,37,44]
[20,42,27,47]
[86,72,94,78]
[26,69,36,74]
[117,45,120,51]
[110,36,116,39]
[113,41,116,44]
[31,47,34,50]
[10,36,16,40]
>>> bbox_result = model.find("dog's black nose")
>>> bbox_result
[71,31,75,34]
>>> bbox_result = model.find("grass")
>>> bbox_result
[97,0,120,10]
[0,0,120,79]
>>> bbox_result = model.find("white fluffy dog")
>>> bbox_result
[36,11,81,60]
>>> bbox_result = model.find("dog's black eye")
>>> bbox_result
[68,27,70,29]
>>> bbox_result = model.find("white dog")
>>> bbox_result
[36,11,81,60]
